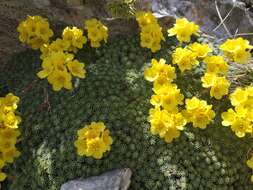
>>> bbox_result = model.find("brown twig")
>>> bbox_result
[213,2,235,32]
[21,79,38,96]
[36,87,51,112]
[214,0,232,37]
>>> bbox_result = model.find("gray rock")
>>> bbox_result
[60,168,132,190]
[149,0,253,39]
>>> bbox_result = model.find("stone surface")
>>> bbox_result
[60,168,132,190]
[150,0,253,39]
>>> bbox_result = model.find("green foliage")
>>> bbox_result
[1,35,253,189]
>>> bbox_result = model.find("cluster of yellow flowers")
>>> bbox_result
[182,97,215,129]
[222,86,253,138]
[17,16,54,49]
[136,11,165,53]
[220,37,253,64]
[62,26,87,52]
[247,155,253,182]
[38,25,88,91]
[144,58,216,142]
[172,41,213,72]
[74,122,113,159]
[145,58,186,143]
[168,18,199,43]
[18,16,109,91]
[39,29,85,60]
[40,26,87,58]
[201,56,230,100]
[37,52,86,91]
[167,17,231,100]
[38,26,87,91]
[172,47,199,72]
[0,93,21,181]
[85,19,108,48]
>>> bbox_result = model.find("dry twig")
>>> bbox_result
[213,2,235,32]
[214,0,232,37]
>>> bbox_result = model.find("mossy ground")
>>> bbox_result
[1,35,253,190]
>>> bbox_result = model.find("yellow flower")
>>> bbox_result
[136,12,164,53]
[2,148,21,163]
[17,21,29,43]
[148,107,169,135]
[47,70,73,91]
[148,108,186,143]
[153,83,184,112]
[222,108,252,137]
[172,47,199,72]
[49,38,70,52]
[1,93,20,112]
[0,138,15,149]
[140,32,153,49]
[173,112,187,130]
[0,158,5,168]
[150,94,162,108]
[85,19,108,48]
[35,20,54,41]
[161,127,181,143]
[230,87,248,106]
[3,112,21,129]
[90,122,106,134]
[140,23,165,52]
[52,52,74,71]
[86,138,106,159]
[74,139,88,156]
[62,27,87,50]
[38,51,73,76]
[67,60,86,79]
[136,11,157,29]
[188,42,212,58]
[168,18,199,43]
[233,49,252,64]
[74,122,113,159]
[144,58,176,83]
[201,73,217,88]
[90,41,101,48]
[221,108,237,126]
[0,128,20,140]
[220,37,253,64]
[37,58,54,79]
[150,41,162,53]
[220,37,253,53]
[17,15,53,49]
[202,73,230,99]
[231,117,252,137]
[40,43,51,59]
[101,129,113,152]
[203,56,228,75]
[27,37,45,50]
[72,28,87,49]
[183,97,215,129]
[210,77,230,100]
[0,171,6,182]
[37,51,86,91]
[87,27,102,42]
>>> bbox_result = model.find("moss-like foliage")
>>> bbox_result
[1,35,253,190]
